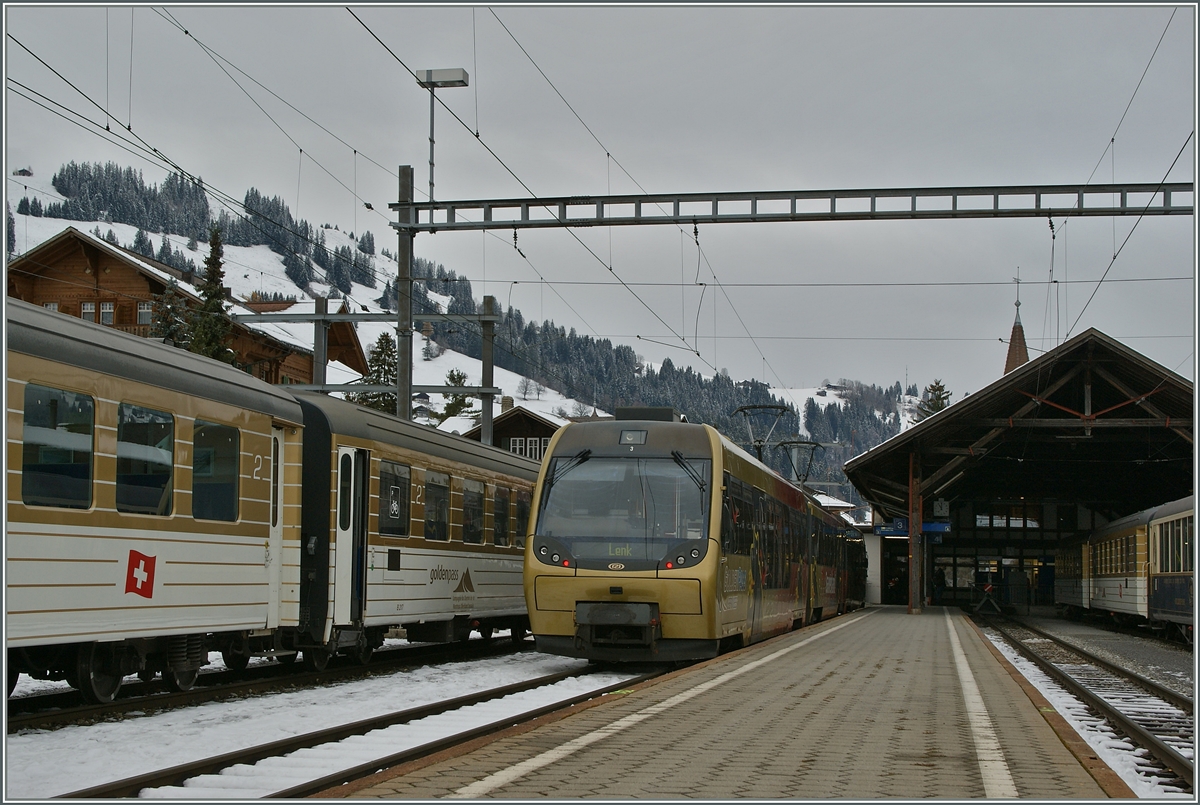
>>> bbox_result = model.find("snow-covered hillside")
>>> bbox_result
[8,175,602,429]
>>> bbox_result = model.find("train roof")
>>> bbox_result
[1094,494,1194,537]
[292,391,542,481]
[6,298,303,424]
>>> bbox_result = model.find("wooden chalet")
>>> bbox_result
[6,226,367,384]
[459,401,567,460]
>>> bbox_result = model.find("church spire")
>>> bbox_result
[1004,272,1029,374]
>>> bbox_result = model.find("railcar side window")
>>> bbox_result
[462,478,485,544]
[425,471,450,541]
[379,461,411,537]
[192,420,239,521]
[22,384,94,509]
[514,489,531,548]
[494,487,510,547]
[116,404,174,516]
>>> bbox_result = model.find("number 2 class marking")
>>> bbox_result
[253,455,264,479]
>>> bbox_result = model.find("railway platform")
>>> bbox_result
[322,606,1129,799]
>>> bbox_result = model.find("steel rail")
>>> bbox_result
[10,639,527,733]
[56,668,660,799]
[985,617,1193,788]
[269,669,665,799]
[1011,618,1193,713]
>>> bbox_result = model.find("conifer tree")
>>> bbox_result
[149,278,191,348]
[189,226,235,363]
[6,202,15,255]
[436,368,475,423]
[916,379,951,420]
[132,228,154,257]
[17,197,30,215]
[347,331,398,413]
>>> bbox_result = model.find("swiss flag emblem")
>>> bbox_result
[125,550,157,598]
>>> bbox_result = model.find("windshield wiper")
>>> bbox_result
[671,450,707,493]
[547,449,592,489]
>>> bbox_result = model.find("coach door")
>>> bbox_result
[267,427,284,628]
[334,446,370,626]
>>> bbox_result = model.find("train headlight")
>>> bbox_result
[676,555,686,565]
[539,546,548,556]
[551,553,560,563]
[690,548,700,558]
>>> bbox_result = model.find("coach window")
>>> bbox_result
[463,479,485,544]
[514,489,531,548]
[22,384,94,509]
[116,403,174,516]
[425,471,450,541]
[379,461,411,537]
[192,420,239,521]
[494,487,511,547]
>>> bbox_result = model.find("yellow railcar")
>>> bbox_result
[524,410,864,662]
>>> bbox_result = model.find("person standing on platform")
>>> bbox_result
[933,566,947,605]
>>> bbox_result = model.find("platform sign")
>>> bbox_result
[873,519,951,537]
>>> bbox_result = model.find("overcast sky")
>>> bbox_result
[5,4,1196,401]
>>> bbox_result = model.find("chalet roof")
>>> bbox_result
[8,226,368,375]
[844,327,1193,522]
[457,404,566,441]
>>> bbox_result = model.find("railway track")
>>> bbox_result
[9,638,530,733]
[981,615,1193,791]
[55,666,665,799]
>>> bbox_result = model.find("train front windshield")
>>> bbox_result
[535,456,710,561]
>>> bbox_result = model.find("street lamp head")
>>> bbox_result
[417,68,469,89]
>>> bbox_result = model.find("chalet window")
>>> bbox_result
[43,302,58,312]
[138,302,152,325]
[509,437,525,456]
[81,302,95,322]
[526,438,541,461]
[100,302,114,326]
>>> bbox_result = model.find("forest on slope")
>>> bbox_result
[14,161,922,503]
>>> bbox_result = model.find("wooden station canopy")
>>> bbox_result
[845,328,1194,524]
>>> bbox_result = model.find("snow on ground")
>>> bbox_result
[5,650,617,799]
[983,629,1192,799]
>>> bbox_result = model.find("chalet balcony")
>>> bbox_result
[113,324,153,338]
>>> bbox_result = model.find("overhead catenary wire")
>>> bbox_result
[348,8,715,375]
[1066,129,1194,339]
[1043,7,1181,327]
[486,8,798,400]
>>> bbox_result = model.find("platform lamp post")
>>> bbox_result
[416,68,469,207]
[393,70,468,421]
